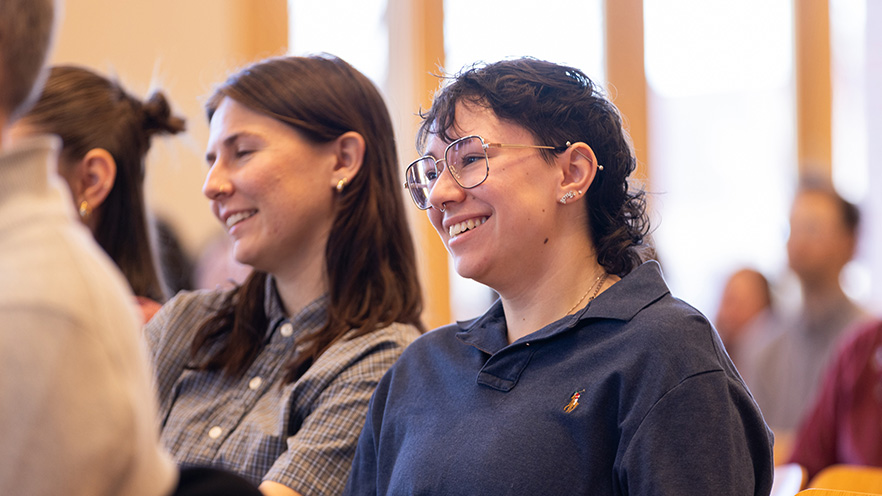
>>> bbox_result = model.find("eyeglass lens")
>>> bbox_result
[405,136,490,209]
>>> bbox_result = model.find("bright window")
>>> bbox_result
[288,0,388,86]
[830,0,873,305]
[444,0,604,81]
[644,0,796,316]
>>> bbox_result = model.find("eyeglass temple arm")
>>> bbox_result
[483,142,558,151]
[487,142,601,168]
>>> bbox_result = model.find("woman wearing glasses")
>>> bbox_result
[345,58,773,495]
[146,55,424,496]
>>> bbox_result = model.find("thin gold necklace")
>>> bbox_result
[566,271,609,315]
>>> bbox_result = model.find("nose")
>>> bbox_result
[427,161,466,212]
[202,163,231,200]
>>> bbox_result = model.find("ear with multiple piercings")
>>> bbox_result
[559,142,604,204]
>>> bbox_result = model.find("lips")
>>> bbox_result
[449,216,488,237]
[225,210,257,229]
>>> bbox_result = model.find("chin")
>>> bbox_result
[231,245,259,271]
[451,258,490,286]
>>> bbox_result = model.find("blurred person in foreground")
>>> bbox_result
[0,1,262,494]
[0,0,177,493]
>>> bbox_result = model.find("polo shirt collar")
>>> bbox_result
[455,260,670,354]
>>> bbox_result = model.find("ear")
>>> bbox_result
[76,148,117,210]
[557,142,600,203]
[329,131,365,191]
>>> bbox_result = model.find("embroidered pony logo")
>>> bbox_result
[564,389,585,413]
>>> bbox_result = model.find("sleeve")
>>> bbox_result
[342,372,391,496]
[788,325,870,479]
[0,309,176,495]
[263,334,406,495]
[788,357,842,479]
[142,297,165,364]
[142,290,218,409]
[618,371,774,496]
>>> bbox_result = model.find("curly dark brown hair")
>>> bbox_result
[418,58,652,277]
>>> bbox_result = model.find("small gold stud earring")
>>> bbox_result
[78,200,91,221]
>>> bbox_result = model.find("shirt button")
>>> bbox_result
[279,322,294,337]
[208,426,223,439]
[249,376,263,390]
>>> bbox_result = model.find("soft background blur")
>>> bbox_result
[50,0,882,329]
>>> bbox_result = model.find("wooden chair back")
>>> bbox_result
[797,489,882,496]
[808,465,882,493]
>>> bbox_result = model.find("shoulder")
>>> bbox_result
[841,318,882,348]
[612,290,721,362]
[146,289,230,337]
[309,322,423,380]
[828,318,882,371]
[156,287,231,320]
[144,287,231,360]
[394,323,463,362]
[0,215,141,336]
[584,266,740,399]
[339,322,422,352]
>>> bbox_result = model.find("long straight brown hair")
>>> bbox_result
[20,65,185,302]
[191,54,424,381]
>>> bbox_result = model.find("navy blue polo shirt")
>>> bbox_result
[344,261,774,496]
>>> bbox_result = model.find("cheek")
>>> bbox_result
[427,210,445,235]
[210,200,221,220]
[56,165,81,197]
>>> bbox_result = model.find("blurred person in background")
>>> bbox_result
[743,180,870,440]
[789,318,882,479]
[714,267,774,373]
[11,65,186,322]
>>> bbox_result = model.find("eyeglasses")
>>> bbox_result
[403,135,569,210]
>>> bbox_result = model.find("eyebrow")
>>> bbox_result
[205,132,261,162]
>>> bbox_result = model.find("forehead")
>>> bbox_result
[790,191,842,222]
[207,97,286,144]
[423,102,529,153]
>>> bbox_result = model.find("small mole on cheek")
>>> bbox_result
[544,238,549,244]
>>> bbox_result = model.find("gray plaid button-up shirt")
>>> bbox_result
[146,278,420,495]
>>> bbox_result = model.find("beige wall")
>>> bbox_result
[50,0,288,258]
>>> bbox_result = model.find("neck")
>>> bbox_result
[499,235,613,344]
[269,247,329,319]
[0,120,8,150]
[800,276,846,311]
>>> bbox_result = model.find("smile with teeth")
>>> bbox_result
[449,217,488,237]
[226,210,256,228]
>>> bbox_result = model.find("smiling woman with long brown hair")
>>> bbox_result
[145,54,423,496]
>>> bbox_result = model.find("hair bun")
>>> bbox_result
[142,91,186,136]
